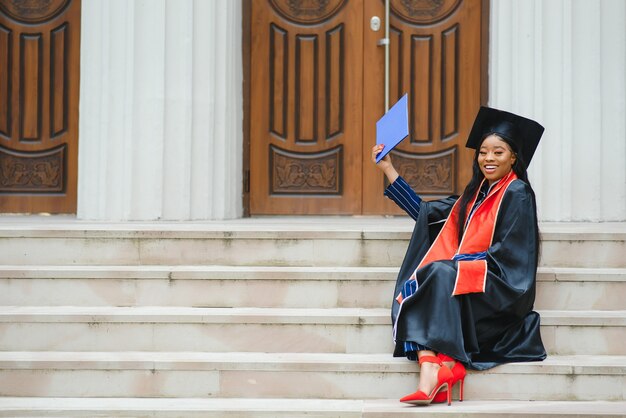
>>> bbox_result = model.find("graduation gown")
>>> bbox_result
[390,178,547,370]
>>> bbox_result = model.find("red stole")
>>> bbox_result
[414,171,518,296]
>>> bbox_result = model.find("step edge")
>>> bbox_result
[0,307,623,326]
[1,266,625,282]
[0,352,624,374]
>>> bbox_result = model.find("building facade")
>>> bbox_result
[4,0,625,222]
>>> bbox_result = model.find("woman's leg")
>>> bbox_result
[416,350,440,394]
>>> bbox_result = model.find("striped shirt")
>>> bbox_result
[383,176,422,220]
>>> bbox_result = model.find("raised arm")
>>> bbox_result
[384,176,422,220]
[371,144,399,183]
[371,144,421,220]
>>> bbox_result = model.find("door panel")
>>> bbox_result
[0,0,80,213]
[249,0,484,215]
[362,0,482,214]
[250,0,363,214]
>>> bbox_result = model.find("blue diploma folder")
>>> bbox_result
[376,93,409,163]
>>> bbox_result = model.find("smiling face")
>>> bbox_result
[477,134,517,186]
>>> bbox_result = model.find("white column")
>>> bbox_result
[489,0,626,221]
[78,0,243,220]
[130,0,166,220]
[598,0,626,221]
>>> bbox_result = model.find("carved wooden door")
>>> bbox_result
[250,0,363,215]
[249,0,484,215]
[0,0,80,213]
[362,0,483,214]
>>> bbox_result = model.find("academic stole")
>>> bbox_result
[397,171,518,301]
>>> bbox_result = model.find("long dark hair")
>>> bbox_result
[456,135,540,260]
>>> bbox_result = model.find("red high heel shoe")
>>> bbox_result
[432,353,466,403]
[399,355,454,406]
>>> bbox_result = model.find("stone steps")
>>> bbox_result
[0,398,624,418]
[2,265,624,310]
[0,220,624,267]
[1,352,624,401]
[0,306,624,356]
[0,218,624,416]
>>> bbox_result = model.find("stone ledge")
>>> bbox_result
[0,398,624,418]
[0,218,623,240]
[0,397,363,417]
[0,265,399,280]
[364,399,626,417]
[0,265,624,281]
[1,306,624,327]
[1,352,625,375]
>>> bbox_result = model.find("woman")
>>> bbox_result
[372,107,547,406]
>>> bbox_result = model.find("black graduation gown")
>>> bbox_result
[391,179,547,370]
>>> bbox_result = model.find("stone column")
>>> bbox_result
[489,0,625,221]
[78,0,242,220]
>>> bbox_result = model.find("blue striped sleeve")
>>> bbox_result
[384,176,422,220]
[452,251,487,261]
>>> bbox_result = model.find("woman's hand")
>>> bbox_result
[371,144,399,184]
[371,144,391,167]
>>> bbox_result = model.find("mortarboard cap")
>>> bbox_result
[466,106,545,165]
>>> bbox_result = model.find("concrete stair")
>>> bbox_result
[1,266,625,310]
[0,399,624,418]
[0,217,625,417]
[1,352,625,400]
[0,306,624,355]
[0,219,624,267]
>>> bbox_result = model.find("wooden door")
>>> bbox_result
[248,0,484,215]
[250,0,363,215]
[362,0,483,214]
[0,0,80,213]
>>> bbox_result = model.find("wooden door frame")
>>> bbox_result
[241,0,490,217]
[480,0,490,106]
[242,0,252,217]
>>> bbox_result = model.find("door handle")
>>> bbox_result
[374,2,390,111]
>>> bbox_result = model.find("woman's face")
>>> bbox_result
[477,134,516,185]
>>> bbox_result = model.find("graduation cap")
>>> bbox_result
[466,106,545,165]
